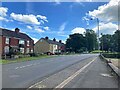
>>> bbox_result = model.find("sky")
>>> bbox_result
[0,0,119,43]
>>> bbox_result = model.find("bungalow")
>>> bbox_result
[0,28,34,59]
[34,37,65,54]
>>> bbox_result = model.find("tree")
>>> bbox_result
[113,30,120,52]
[100,34,113,52]
[66,29,98,53]
[66,33,86,53]
[85,29,97,52]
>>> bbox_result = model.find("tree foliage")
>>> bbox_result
[100,30,120,53]
[66,29,97,53]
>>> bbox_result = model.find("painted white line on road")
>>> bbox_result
[9,75,20,78]
[54,57,97,89]
[15,64,35,69]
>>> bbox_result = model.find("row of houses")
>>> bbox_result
[0,28,65,59]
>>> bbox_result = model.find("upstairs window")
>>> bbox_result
[19,40,24,44]
[27,41,30,46]
[6,37,9,44]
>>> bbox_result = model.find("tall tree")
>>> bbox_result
[85,29,97,52]
[66,33,86,53]
[100,34,113,52]
[113,30,120,52]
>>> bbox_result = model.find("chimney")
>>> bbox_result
[59,40,62,43]
[45,36,49,40]
[53,38,56,42]
[15,28,20,33]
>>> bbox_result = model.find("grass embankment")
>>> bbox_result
[0,55,55,64]
[101,53,120,68]
[110,58,120,68]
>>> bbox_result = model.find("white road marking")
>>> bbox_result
[9,75,20,78]
[100,73,113,77]
[54,57,97,88]
[15,63,37,69]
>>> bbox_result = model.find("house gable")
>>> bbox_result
[34,38,50,54]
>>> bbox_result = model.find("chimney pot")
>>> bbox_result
[15,28,20,33]
[59,40,62,43]
[45,36,49,40]
[53,38,56,42]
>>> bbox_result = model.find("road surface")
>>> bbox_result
[2,54,118,89]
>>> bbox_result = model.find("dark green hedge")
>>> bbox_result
[102,53,120,58]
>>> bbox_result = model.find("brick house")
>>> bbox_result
[34,37,65,54]
[0,28,34,59]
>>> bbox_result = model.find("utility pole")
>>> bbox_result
[101,33,103,53]
[90,18,100,51]
[97,18,100,51]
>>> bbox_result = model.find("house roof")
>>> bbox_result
[0,28,33,41]
[41,38,64,46]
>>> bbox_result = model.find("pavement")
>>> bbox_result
[2,54,119,89]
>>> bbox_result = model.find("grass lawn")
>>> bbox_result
[0,55,56,64]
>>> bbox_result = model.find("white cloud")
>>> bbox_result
[54,0,61,4]
[34,26,44,33]
[87,0,119,22]
[10,13,40,25]
[32,37,39,43]
[0,7,9,22]
[71,27,86,35]
[0,7,8,17]
[58,22,67,35]
[0,16,9,22]
[44,26,49,30]
[36,28,44,33]
[27,25,32,29]
[93,22,118,35]
[59,22,67,31]
[37,15,48,22]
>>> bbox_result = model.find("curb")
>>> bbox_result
[99,54,120,77]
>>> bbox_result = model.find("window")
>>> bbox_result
[19,40,24,44]
[40,39,43,42]
[31,49,33,53]
[20,48,24,54]
[26,48,29,53]
[6,37,9,44]
[4,46,9,54]
[27,41,30,46]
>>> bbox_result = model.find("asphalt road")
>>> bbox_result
[2,54,118,89]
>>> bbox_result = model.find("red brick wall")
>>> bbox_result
[0,36,2,58]
[2,37,6,54]
[2,36,34,55]
[10,37,19,46]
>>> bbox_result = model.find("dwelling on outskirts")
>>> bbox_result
[34,37,65,54]
[0,28,34,59]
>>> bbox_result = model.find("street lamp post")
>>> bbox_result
[96,18,100,51]
[90,18,100,51]
[101,33,103,53]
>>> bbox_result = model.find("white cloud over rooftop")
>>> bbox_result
[10,13,41,25]
[87,0,119,22]
[0,7,8,17]
[93,22,118,35]
[71,27,86,35]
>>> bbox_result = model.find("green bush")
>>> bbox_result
[102,53,120,58]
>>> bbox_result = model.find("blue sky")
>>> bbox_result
[0,0,118,43]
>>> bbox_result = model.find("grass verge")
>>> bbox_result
[107,58,120,68]
[0,55,56,64]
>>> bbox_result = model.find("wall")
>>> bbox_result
[0,36,2,59]
[34,39,49,54]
